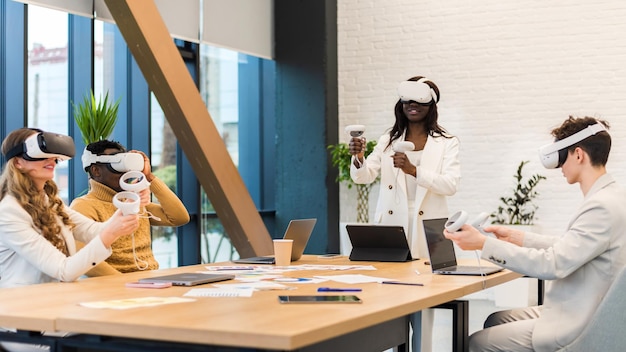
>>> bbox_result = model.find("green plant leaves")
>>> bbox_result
[327,140,378,189]
[491,160,547,225]
[72,90,120,145]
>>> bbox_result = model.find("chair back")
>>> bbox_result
[558,266,626,351]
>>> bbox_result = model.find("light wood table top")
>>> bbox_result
[0,256,520,350]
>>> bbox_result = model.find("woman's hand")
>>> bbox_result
[99,209,140,248]
[391,152,417,176]
[348,137,366,167]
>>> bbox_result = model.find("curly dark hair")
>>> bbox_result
[84,139,126,175]
[551,116,611,167]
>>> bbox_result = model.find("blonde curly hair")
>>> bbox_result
[0,128,74,255]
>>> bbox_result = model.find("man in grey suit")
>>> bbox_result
[444,116,626,352]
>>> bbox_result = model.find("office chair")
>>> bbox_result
[556,266,626,352]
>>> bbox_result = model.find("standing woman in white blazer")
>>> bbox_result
[349,76,461,352]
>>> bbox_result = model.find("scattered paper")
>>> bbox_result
[213,281,294,291]
[184,288,254,297]
[80,296,195,310]
[297,264,377,271]
[314,274,391,284]
[272,277,327,284]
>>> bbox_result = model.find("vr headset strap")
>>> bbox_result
[5,144,25,161]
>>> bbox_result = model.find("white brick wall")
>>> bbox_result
[338,0,626,236]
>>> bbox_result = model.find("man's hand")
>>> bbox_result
[482,225,525,247]
[443,225,487,251]
[130,150,155,182]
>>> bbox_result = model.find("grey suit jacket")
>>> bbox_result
[482,173,626,351]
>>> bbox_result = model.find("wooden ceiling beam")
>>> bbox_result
[103,0,273,258]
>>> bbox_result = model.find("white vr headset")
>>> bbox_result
[397,78,439,104]
[538,123,607,169]
[81,149,144,173]
[5,131,75,162]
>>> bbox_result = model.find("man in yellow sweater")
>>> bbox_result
[70,140,190,275]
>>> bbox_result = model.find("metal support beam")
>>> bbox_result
[103,0,272,257]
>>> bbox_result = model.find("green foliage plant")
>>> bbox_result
[72,90,120,145]
[491,160,547,225]
[328,140,378,223]
[327,140,377,189]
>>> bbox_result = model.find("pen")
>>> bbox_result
[380,281,424,286]
[274,278,312,282]
[317,287,362,292]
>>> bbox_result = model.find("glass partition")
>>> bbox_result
[26,5,69,202]
[198,45,240,263]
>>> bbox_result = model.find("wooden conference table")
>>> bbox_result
[0,255,520,352]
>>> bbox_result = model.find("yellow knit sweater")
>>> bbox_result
[70,178,189,274]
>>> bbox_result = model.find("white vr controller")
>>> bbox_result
[119,170,150,192]
[345,124,365,138]
[113,171,150,216]
[392,141,415,153]
[113,191,140,215]
[445,210,490,233]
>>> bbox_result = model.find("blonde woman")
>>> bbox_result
[0,128,139,351]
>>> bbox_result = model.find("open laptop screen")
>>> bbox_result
[422,218,458,270]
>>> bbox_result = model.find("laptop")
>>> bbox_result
[422,218,503,276]
[138,273,235,286]
[232,218,317,264]
[346,224,415,262]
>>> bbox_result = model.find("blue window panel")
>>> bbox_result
[0,0,26,155]
[67,14,93,200]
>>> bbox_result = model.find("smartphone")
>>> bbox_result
[278,295,362,304]
[317,254,341,258]
[125,281,172,289]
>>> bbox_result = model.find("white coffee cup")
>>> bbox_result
[273,239,293,267]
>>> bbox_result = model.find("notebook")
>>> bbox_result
[422,218,503,276]
[232,218,317,264]
[138,273,235,286]
[345,224,415,262]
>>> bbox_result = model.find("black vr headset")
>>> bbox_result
[538,123,607,169]
[5,130,75,162]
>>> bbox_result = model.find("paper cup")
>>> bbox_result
[273,239,293,267]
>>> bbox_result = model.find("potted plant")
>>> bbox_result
[490,160,547,225]
[328,140,378,223]
[490,160,546,307]
[72,90,120,145]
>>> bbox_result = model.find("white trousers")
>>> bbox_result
[410,309,434,352]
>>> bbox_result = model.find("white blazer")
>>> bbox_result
[0,195,112,288]
[482,174,626,351]
[350,132,461,257]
